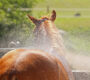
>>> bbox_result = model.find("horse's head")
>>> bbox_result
[27,10,56,36]
[27,10,57,49]
[27,10,56,27]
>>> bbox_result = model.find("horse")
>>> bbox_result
[27,10,65,55]
[0,10,74,80]
[0,49,74,80]
[27,10,75,80]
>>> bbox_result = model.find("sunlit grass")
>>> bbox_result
[35,0,90,8]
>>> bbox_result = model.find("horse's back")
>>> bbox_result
[0,49,59,80]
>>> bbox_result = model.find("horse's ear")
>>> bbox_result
[27,14,39,25]
[50,10,56,21]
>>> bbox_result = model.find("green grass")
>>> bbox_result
[35,0,90,8]
[55,18,90,55]
[56,18,90,32]
[69,35,90,54]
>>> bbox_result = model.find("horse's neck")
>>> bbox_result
[45,22,66,55]
[33,26,51,50]
[46,23,74,80]
[33,22,66,55]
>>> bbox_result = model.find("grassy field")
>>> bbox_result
[36,0,90,8]
[31,0,90,55]
[56,18,90,54]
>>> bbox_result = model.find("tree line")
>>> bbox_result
[0,0,40,47]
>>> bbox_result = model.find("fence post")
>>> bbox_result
[46,5,50,13]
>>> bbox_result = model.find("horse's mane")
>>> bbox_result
[45,21,66,54]
[41,16,49,20]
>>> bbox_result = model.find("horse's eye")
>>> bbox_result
[12,76,18,80]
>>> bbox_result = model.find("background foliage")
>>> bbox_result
[0,0,39,47]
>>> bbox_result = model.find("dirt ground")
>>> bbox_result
[65,51,90,71]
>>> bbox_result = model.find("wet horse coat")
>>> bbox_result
[0,49,59,80]
[0,49,73,80]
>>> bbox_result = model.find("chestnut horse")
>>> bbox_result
[0,49,74,80]
[0,10,74,80]
[27,10,75,80]
[27,10,65,55]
